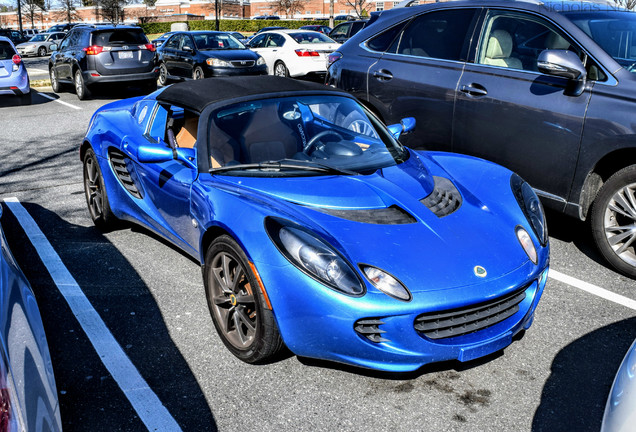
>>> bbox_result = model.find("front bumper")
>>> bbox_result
[255,255,549,372]
[82,68,159,85]
[17,46,38,56]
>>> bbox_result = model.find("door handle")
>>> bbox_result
[373,69,393,81]
[460,84,488,97]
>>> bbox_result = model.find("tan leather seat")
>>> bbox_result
[483,29,523,69]
[176,114,198,149]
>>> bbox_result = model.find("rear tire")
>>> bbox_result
[273,61,289,77]
[37,46,47,57]
[74,69,91,100]
[204,235,284,363]
[590,164,636,278]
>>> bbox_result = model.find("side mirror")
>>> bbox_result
[137,143,174,163]
[537,49,586,81]
[182,45,193,52]
[50,43,58,51]
[387,117,416,139]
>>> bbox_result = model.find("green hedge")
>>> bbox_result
[139,19,339,35]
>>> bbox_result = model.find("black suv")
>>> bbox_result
[0,29,28,45]
[49,25,158,100]
[327,0,636,277]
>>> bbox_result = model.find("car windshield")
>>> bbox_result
[290,32,334,44]
[29,34,47,42]
[0,41,16,59]
[209,95,408,177]
[194,33,245,50]
[564,10,636,71]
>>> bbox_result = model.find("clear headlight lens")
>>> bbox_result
[516,226,537,264]
[361,265,411,301]
[266,218,364,296]
[206,57,231,67]
[256,56,266,66]
[511,173,548,246]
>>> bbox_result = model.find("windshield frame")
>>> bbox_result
[204,94,409,177]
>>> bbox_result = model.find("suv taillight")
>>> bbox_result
[295,49,319,57]
[83,45,103,55]
[11,54,21,65]
[140,43,155,52]
[327,52,342,67]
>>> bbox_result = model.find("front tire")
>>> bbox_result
[590,164,636,278]
[50,67,62,93]
[204,235,284,363]
[37,46,47,57]
[193,66,205,80]
[74,69,91,100]
[83,148,117,230]
[273,61,289,77]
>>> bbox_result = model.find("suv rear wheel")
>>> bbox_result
[50,67,62,93]
[74,69,91,100]
[590,165,636,277]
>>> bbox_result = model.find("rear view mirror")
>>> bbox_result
[387,117,416,139]
[538,50,586,81]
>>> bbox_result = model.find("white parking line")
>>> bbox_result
[549,269,636,311]
[37,92,82,110]
[3,197,182,432]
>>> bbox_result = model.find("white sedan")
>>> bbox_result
[247,30,340,78]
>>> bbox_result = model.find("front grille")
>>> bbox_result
[354,318,389,343]
[230,60,255,67]
[420,176,462,217]
[414,286,528,340]
[314,205,416,224]
[108,149,143,199]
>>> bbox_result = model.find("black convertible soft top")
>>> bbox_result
[156,76,346,113]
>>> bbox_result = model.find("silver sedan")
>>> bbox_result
[16,32,65,57]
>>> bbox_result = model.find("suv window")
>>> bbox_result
[68,30,81,47]
[92,29,148,46]
[389,9,476,61]
[366,21,408,52]
[331,23,351,38]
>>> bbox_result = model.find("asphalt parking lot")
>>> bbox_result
[1,57,635,432]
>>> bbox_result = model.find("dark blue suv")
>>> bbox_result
[328,0,636,278]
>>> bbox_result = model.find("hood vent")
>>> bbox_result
[420,176,461,217]
[108,148,143,199]
[314,205,416,225]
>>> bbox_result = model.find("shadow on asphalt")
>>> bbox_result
[532,317,636,432]
[1,202,218,431]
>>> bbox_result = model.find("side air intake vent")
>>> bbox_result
[108,149,143,199]
[420,176,461,217]
[314,205,416,225]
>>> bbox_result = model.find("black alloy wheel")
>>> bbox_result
[204,235,284,363]
[591,164,636,278]
[83,148,117,230]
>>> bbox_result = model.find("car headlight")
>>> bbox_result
[511,173,548,246]
[361,265,411,301]
[516,226,537,264]
[265,217,364,296]
[206,57,231,67]
[256,56,266,66]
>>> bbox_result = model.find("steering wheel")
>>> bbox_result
[304,130,344,155]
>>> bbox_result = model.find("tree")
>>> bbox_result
[97,0,128,24]
[53,0,79,23]
[342,0,373,19]
[21,0,46,28]
[615,0,636,10]
[271,0,309,19]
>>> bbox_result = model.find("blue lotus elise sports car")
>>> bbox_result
[81,76,549,372]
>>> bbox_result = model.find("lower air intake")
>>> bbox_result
[354,318,389,343]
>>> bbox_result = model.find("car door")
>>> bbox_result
[131,102,199,254]
[178,34,197,78]
[52,30,77,80]
[453,9,593,207]
[366,8,479,150]
[162,34,183,77]
[249,33,281,74]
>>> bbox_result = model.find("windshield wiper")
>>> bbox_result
[210,159,359,175]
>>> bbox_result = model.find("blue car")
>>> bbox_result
[81,76,549,372]
[0,36,29,99]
